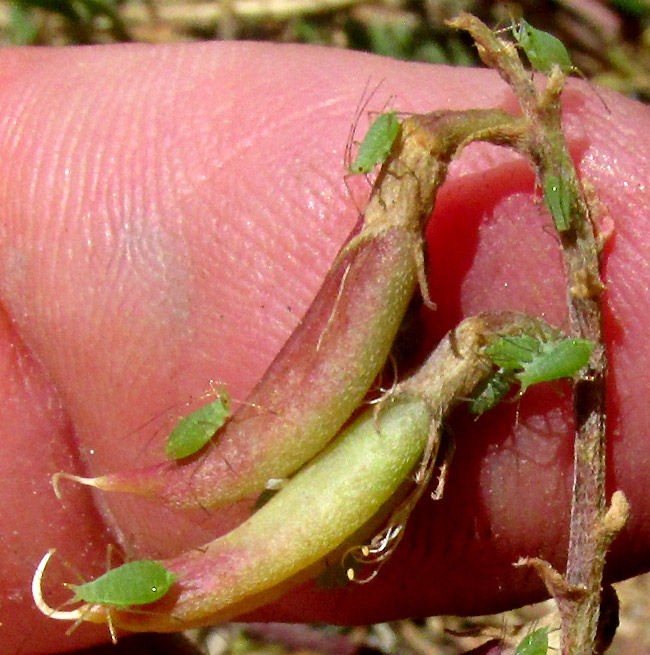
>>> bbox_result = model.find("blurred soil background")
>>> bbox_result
[3,0,650,653]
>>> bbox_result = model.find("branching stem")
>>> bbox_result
[450,14,627,655]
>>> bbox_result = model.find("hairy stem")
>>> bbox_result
[450,14,627,655]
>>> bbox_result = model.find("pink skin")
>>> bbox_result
[0,43,649,655]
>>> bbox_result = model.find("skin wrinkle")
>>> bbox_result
[172,136,353,382]
[0,310,118,651]
[170,71,354,361]
[20,68,215,452]
[193,196,312,357]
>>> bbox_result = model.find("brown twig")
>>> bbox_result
[449,13,629,655]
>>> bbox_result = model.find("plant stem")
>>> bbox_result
[449,14,629,655]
